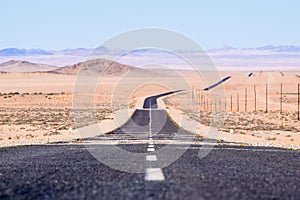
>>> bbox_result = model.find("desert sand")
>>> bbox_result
[164,70,300,148]
[0,66,300,148]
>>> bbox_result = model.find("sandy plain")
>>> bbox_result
[0,70,300,148]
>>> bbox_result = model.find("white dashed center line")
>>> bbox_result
[147,147,155,152]
[144,107,165,181]
[145,168,165,181]
[146,155,157,161]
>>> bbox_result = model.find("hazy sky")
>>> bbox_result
[1,0,299,50]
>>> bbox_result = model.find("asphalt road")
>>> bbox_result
[1,95,300,199]
[143,90,183,109]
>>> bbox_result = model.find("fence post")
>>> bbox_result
[214,98,217,111]
[230,95,233,111]
[207,96,210,111]
[196,90,198,108]
[203,93,205,109]
[194,86,197,106]
[280,83,283,113]
[192,85,194,104]
[198,89,200,107]
[254,85,256,112]
[245,88,247,112]
[237,93,239,112]
[200,92,202,109]
[265,83,268,113]
[205,94,208,110]
[298,83,300,120]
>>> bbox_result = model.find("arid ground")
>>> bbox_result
[0,67,300,148]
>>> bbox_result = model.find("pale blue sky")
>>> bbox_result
[0,0,299,50]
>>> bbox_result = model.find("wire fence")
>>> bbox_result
[191,83,300,120]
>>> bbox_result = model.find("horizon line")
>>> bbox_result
[1,44,300,52]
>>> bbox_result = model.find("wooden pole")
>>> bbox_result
[280,83,283,113]
[200,92,202,109]
[194,86,197,106]
[203,94,205,110]
[214,98,217,111]
[203,93,204,108]
[230,95,233,112]
[204,94,207,110]
[196,90,198,107]
[298,83,300,120]
[192,85,194,104]
[208,95,210,111]
[237,93,239,112]
[254,85,256,112]
[197,90,200,108]
[205,94,207,110]
[265,83,268,113]
[197,91,199,108]
[207,95,209,111]
[245,88,247,112]
[206,95,208,110]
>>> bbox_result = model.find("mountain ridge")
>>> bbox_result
[0,60,58,73]
[48,58,137,76]
[1,45,300,56]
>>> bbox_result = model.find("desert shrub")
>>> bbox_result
[266,137,276,141]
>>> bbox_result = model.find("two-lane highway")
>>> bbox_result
[1,92,300,199]
[1,143,300,199]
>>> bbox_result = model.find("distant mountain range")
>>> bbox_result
[0,48,93,56]
[0,48,53,56]
[1,46,300,71]
[208,45,300,53]
[1,45,300,56]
